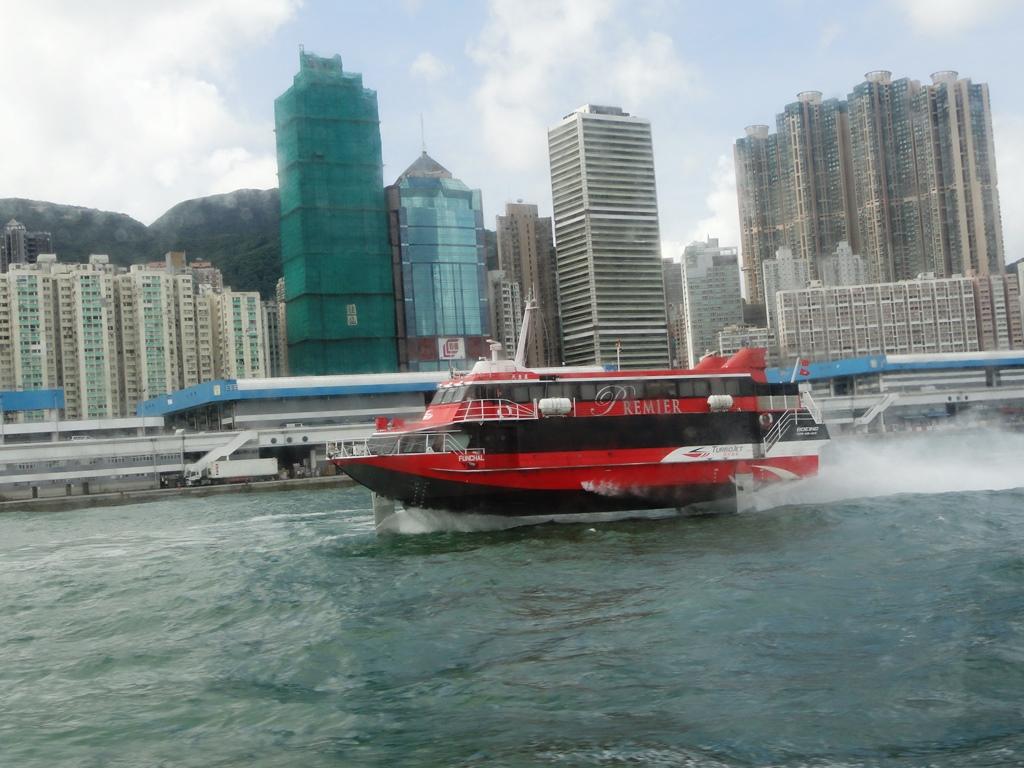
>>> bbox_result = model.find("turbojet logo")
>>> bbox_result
[662,444,752,463]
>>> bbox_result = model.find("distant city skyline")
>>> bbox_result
[735,69,1005,302]
[0,253,270,419]
[2,1,1022,266]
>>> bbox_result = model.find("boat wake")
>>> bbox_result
[755,427,1024,510]
[375,506,682,534]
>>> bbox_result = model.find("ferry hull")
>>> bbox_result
[327,344,830,523]
[334,452,819,516]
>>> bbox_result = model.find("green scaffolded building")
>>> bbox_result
[275,51,398,374]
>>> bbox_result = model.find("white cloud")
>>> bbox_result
[204,148,280,196]
[608,32,698,106]
[0,0,298,223]
[410,52,449,83]
[686,154,740,251]
[894,0,1014,36]
[818,22,842,50]
[468,0,697,172]
[660,240,686,262]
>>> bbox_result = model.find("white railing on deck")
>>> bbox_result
[800,390,824,424]
[756,394,801,412]
[452,399,538,422]
[328,432,478,459]
[763,411,797,454]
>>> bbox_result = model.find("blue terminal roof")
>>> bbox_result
[136,373,451,417]
[137,351,1024,416]
[0,389,65,413]
[766,351,1024,383]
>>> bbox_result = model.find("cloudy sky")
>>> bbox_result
[2,0,1022,263]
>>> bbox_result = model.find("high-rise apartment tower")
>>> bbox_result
[914,72,1004,277]
[495,202,561,366]
[734,126,784,304]
[736,71,1005,293]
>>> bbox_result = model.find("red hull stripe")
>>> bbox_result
[332,452,819,492]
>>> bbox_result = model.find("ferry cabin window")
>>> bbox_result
[473,385,496,401]
[510,385,531,403]
[467,385,510,401]
[505,384,544,403]
[757,383,799,397]
[643,380,674,398]
[435,386,469,404]
[368,436,400,455]
[689,379,710,397]
[544,382,572,399]
[399,434,427,454]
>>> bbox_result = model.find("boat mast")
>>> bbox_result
[514,298,537,368]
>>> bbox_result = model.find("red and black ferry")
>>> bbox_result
[328,327,828,522]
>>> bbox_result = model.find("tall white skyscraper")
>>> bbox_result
[681,238,744,367]
[547,105,669,368]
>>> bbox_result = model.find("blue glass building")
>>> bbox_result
[387,153,490,371]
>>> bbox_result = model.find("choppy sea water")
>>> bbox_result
[2,430,1024,767]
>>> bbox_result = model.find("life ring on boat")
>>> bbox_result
[759,412,773,428]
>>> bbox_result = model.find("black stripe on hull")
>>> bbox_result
[342,463,737,516]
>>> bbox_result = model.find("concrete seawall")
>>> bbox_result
[0,475,358,514]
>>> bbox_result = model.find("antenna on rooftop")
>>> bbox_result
[420,113,427,154]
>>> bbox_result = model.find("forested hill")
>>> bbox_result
[0,188,281,298]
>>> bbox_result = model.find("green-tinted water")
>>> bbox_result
[2,432,1024,767]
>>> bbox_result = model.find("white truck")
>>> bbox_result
[186,458,278,486]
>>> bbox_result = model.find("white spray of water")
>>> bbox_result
[756,428,1024,509]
